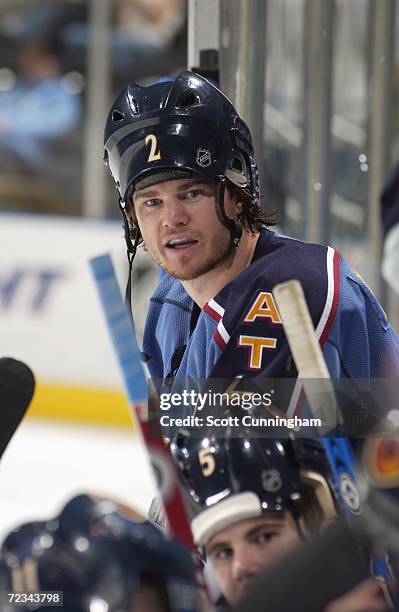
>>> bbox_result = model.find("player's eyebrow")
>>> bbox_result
[134,179,211,202]
[244,519,285,540]
[175,179,208,191]
[206,517,286,555]
[134,179,210,200]
[206,540,230,556]
[133,188,160,201]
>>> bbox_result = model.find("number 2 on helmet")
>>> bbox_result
[145,134,161,162]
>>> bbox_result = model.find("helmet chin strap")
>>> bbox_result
[217,177,243,247]
[118,197,141,317]
[118,197,137,255]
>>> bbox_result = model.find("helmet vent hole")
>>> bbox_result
[176,91,200,108]
[112,110,125,122]
[230,158,243,173]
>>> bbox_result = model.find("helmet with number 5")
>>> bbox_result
[172,430,339,546]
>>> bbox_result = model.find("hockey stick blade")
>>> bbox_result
[273,280,338,431]
[0,358,35,459]
[90,254,195,551]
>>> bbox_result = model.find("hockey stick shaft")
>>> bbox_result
[90,254,195,551]
[272,280,359,513]
[273,280,338,430]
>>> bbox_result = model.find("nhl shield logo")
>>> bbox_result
[261,468,282,493]
[339,473,361,514]
[196,148,212,168]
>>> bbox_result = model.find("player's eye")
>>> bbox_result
[183,189,202,200]
[143,198,161,207]
[253,531,276,545]
[210,547,232,562]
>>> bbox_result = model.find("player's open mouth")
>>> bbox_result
[165,238,199,250]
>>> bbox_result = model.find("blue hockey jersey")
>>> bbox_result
[143,229,399,417]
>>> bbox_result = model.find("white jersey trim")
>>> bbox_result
[208,299,225,318]
[217,320,230,345]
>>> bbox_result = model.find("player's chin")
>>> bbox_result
[229,591,248,608]
[164,264,205,281]
[234,579,260,605]
[161,255,210,280]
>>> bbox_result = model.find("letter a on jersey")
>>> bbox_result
[244,292,281,324]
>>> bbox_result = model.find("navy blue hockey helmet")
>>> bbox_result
[172,431,338,546]
[0,494,199,612]
[103,70,260,251]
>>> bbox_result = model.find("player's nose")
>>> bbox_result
[231,546,262,583]
[162,197,189,228]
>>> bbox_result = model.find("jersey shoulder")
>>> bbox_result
[211,230,336,336]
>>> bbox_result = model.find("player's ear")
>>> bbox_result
[235,198,244,215]
[224,182,244,219]
[229,188,244,216]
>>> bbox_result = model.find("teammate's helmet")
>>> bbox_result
[0,494,198,612]
[172,432,338,546]
[103,71,260,249]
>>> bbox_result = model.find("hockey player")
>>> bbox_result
[171,429,390,610]
[103,71,399,419]
[0,493,201,612]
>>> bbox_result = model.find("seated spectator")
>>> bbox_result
[0,40,80,173]
[7,0,186,84]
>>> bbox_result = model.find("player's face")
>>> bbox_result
[206,512,300,606]
[133,178,241,280]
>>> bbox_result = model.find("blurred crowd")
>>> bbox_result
[0,0,187,214]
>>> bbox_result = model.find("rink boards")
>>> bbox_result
[0,213,157,428]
